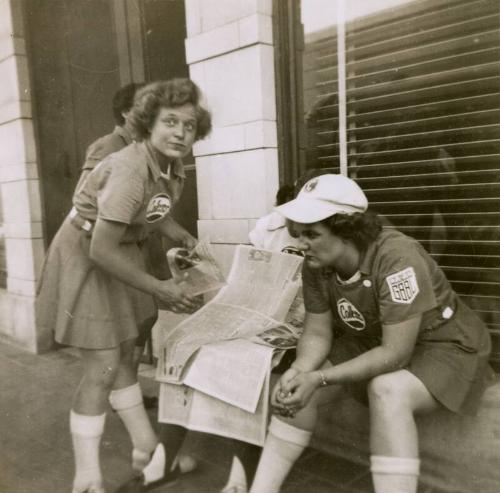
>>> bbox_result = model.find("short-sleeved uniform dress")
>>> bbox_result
[36,140,185,349]
[303,229,493,415]
[74,125,133,193]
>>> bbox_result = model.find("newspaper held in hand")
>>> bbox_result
[166,239,226,297]
[157,245,303,383]
[157,246,304,445]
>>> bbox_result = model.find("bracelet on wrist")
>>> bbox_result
[317,370,328,387]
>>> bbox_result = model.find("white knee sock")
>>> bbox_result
[109,383,157,470]
[70,410,106,493]
[370,455,420,493]
[222,455,247,491]
[249,417,312,493]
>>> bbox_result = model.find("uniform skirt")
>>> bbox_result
[36,217,157,349]
[328,300,494,416]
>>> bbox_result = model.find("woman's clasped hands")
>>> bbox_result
[271,367,323,418]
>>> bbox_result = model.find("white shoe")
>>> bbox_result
[133,446,197,474]
[220,484,247,493]
[72,480,106,493]
[177,453,198,474]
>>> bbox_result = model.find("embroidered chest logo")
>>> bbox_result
[386,267,419,304]
[146,193,171,223]
[337,298,366,331]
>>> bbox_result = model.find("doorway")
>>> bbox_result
[24,0,197,244]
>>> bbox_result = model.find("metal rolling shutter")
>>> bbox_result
[303,0,500,368]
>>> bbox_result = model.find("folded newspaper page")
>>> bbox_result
[183,339,273,413]
[158,367,270,446]
[157,245,304,383]
[166,239,226,297]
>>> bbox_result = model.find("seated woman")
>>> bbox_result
[248,174,493,493]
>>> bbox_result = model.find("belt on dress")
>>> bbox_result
[69,207,94,234]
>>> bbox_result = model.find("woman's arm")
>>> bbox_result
[279,315,422,409]
[323,315,421,384]
[291,310,333,372]
[90,218,197,310]
[158,215,197,249]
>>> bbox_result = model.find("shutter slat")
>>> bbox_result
[348,15,500,62]
[345,48,500,89]
[346,124,500,149]
[348,139,500,160]
[346,154,500,174]
[356,169,500,185]
[350,77,500,112]
[347,0,494,41]
[343,109,500,139]
[349,93,500,125]
[347,62,500,100]
[347,30,500,75]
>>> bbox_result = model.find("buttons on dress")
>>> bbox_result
[363,279,372,287]
[442,306,454,319]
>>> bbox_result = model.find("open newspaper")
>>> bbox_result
[157,245,304,445]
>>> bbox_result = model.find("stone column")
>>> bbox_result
[0,0,47,352]
[185,0,279,274]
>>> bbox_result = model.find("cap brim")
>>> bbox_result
[275,197,345,224]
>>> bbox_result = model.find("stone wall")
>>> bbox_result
[185,0,279,275]
[0,0,47,352]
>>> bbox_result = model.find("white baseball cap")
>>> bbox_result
[275,174,368,224]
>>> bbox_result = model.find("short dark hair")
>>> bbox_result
[130,78,212,141]
[112,83,144,125]
[276,185,295,206]
[320,211,382,251]
[294,169,330,196]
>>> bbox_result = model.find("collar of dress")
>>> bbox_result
[143,140,186,182]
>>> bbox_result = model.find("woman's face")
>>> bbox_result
[294,221,348,270]
[149,104,197,160]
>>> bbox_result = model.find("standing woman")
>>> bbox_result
[36,78,211,493]
[249,174,493,493]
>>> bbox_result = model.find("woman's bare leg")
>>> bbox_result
[249,379,343,493]
[368,369,439,493]
[71,346,121,493]
[109,339,158,470]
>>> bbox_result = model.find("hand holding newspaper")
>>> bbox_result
[166,239,226,297]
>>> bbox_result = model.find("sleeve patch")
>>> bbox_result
[386,267,419,304]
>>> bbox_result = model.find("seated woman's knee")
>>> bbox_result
[368,371,410,404]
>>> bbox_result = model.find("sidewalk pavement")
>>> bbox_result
[0,340,377,493]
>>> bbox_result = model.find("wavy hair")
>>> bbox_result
[320,211,382,251]
[130,78,212,141]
